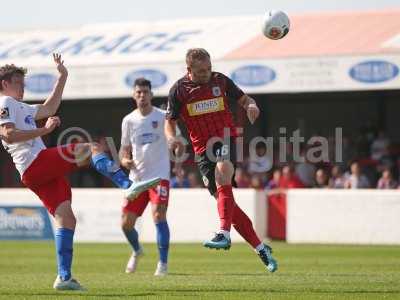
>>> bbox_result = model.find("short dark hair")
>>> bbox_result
[0,64,27,91]
[186,48,210,67]
[133,77,151,90]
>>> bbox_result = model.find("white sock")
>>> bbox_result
[218,230,230,240]
[255,243,265,253]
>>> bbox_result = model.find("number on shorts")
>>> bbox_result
[159,185,168,197]
[221,144,229,156]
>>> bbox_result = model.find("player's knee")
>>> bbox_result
[153,206,167,223]
[70,215,77,228]
[89,142,104,155]
[121,221,133,231]
[215,161,234,185]
[153,212,166,223]
[54,201,76,229]
[55,214,76,230]
[121,213,136,231]
[73,144,92,167]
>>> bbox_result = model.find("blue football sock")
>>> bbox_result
[55,228,74,281]
[122,227,140,252]
[155,221,170,264]
[91,153,132,189]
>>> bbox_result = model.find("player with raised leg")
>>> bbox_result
[119,78,171,276]
[165,48,277,273]
[0,54,160,290]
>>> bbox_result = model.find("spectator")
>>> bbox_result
[170,166,190,188]
[187,171,203,188]
[314,169,329,188]
[377,168,397,189]
[266,169,281,190]
[344,161,370,189]
[329,165,346,188]
[248,144,273,174]
[250,175,265,189]
[371,130,390,161]
[235,167,251,188]
[295,149,316,187]
[279,165,304,189]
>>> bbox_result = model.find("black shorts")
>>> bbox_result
[195,138,237,196]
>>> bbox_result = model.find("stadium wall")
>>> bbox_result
[286,189,400,245]
[1,188,400,244]
[0,188,266,243]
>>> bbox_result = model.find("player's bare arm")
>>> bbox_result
[119,144,135,170]
[35,53,68,120]
[0,116,60,144]
[238,94,260,124]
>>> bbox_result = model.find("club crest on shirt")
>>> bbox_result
[0,107,9,119]
[24,115,34,125]
[152,121,158,128]
[212,86,221,97]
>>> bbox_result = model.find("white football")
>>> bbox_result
[262,10,290,40]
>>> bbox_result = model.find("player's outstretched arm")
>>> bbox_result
[238,94,260,124]
[0,116,60,144]
[35,53,68,120]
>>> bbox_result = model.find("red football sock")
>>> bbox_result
[232,204,262,248]
[216,185,235,231]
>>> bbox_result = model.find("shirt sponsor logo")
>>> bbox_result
[231,65,276,86]
[0,107,9,119]
[125,69,167,89]
[138,133,160,145]
[25,73,56,93]
[187,97,224,116]
[349,60,399,83]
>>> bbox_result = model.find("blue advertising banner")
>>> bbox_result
[0,206,54,240]
[349,60,399,83]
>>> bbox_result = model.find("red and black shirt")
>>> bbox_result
[166,72,244,154]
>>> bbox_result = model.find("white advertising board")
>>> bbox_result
[0,188,267,243]
[19,55,400,100]
[286,189,400,245]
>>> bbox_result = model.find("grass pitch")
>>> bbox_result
[0,242,399,299]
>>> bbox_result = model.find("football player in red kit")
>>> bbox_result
[165,48,277,273]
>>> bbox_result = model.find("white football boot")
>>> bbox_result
[125,177,161,201]
[125,246,144,273]
[53,276,86,291]
[154,261,168,276]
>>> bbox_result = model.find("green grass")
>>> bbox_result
[0,242,399,299]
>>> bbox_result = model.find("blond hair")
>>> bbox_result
[185,48,211,67]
